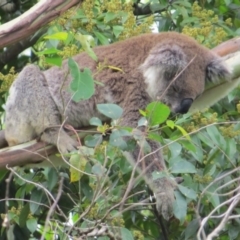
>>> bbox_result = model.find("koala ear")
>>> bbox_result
[140,44,187,79]
[206,58,232,83]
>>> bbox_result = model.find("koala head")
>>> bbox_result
[140,43,231,114]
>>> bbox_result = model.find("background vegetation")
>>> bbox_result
[0,0,240,239]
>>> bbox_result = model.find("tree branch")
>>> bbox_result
[0,0,83,49]
[0,29,46,70]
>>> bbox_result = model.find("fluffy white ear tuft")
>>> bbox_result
[140,44,187,79]
[206,58,232,83]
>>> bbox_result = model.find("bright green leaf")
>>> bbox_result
[44,32,68,41]
[146,102,170,126]
[45,57,62,67]
[36,48,60,56]
[166,120,175,129]
[175,125,190,140]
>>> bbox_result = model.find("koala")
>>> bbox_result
[4,32,231,220]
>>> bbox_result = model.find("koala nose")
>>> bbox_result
[177,98,193,114]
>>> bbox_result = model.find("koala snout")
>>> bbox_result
[175,98,193,114]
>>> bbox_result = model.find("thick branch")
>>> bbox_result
[0,0,82,49]
[212,36,240,56]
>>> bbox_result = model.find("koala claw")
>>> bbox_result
[57,138,79,154]
[41,128,79,154]
[153,178,177,220]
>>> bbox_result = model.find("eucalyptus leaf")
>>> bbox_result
[171,160,197,174]
[97,103,123,120]
[173,191,187,223]
[120,228,134,240]
[68,58,95,102]
[146,102,170,126]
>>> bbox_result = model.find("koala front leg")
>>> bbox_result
[121,100,176,220]
[5,65,78,154]
[144,140,177,220]
[133,137,177,220]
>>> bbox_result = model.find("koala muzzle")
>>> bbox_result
[177,98,193,114]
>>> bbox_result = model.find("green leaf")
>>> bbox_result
[148,132,163,142]
[112,25,123,38]
[89,117,102,126]
[46,168,58,191]
[184,219,199,239]
[146,102,170,126]
[120,228,134,240]
[206,186,220,208]
[97,103,123,120]
[84,134,103,147]
[0,169,8,182]
[30,189,44,214]
[109,130,127,149]
[178,185,197,200]
[92,163,106,176]
[68,58,95,102]
[171,160,197,173]
[189,135,203,163]
[104,12,117,22]
[152,171,169,180]
[166,120,175,129]
[26,218,38,233]
[75,33,97,61]
[206,125,225,147]
[44,32,68,41]
[93,31,109,45]
[45,56,62,67]
[175,125,190,140]
[173,191,187,223]
[69,153,88,182]
[19,204,30,228]
[138,117,148,127]
[36,48,60,56]
[167,141,182,158]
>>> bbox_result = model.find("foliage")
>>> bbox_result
[0,0,240,240]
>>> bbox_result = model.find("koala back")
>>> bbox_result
[44,32,231,123]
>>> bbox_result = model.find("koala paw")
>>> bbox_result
[41,128,79,154]
[153,178,177,220]
[57,135,79,154]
